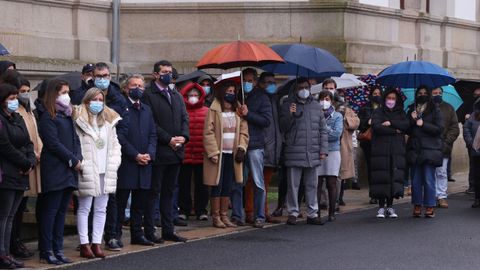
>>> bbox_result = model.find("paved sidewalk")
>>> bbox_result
[21,172,470,269]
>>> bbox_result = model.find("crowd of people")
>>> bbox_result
[0,59,475,268]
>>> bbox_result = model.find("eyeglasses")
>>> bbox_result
[95,73,111,79]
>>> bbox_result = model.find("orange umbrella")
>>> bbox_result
[196,40,284,70]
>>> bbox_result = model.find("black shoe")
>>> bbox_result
[338,199,346,206]
[286,215,297,225]
[54,251,73,264]
[174,218,188,227]
[448,178,456,182]
[7,256,24,268]
[271,207,283,217]
[11,242,34,259]
[146,235,164,244]
[105,239,122,251]
[307,217,325,225]
[0,256,15,269]
[230,217,245,226]
[162,233,187,243]
[472,199,480,208]
[351,182,361,190]
[131,236,155,246]
[466,187,475,194]
[39,251,63,265]
[369,198,378,204]
[117,238,124,248]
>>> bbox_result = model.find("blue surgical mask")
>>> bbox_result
[129,87,143,101]
[95,78,110,90]
[243,82,253,93]
[203,86,211,95]
[297,88,310,100]
[89,101,104,115]
[6,99,19,113]
[159,73,172,85]
[265,84,277,94]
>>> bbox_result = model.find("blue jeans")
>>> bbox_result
[246,149,266,221]
[411,164,437,207]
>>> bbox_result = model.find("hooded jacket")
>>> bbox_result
[181,82,209,165]
[0,61,16,76]
[406,89,444,167]
[369,89,409,199]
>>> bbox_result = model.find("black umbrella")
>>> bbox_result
[176,70,215,84]
[53,72,82,90]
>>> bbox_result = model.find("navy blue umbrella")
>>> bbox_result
[262,44,346,77]
[376,60,456,88]
[0,43,9,55]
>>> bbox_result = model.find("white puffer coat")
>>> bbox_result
[73,105,122,197]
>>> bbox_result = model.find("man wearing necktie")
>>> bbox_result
[142,60,190,243]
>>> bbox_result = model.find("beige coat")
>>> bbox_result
[17,105,43,196]
[339,107,360,180]
[203,99,249,186]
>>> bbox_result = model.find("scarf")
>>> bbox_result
[55,100,72,117]
[323,106,335,119]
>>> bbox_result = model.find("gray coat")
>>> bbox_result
[279,96,328,168]
[263,94,282,167]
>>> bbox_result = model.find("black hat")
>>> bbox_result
[81,63,95,74]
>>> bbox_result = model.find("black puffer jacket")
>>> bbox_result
[279,95,328,168]
[0,111,36,191]
[406,100,444,167]
[369,90,409,199]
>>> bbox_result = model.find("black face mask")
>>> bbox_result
[371,96,382,104]
[416,95,429,104]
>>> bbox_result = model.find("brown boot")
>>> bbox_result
[211,197,226,228]
[425,207,435,218]
[413,205,422,218]
[220,197,237,228]
[437,199,449,208]
[80,244,95,259]
[91,244,106,258]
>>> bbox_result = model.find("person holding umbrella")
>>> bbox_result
[406,86,443,218]
[370,88,409,218]
[430,87,459,209]
[279,77,328,225]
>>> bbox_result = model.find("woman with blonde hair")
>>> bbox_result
[73,88,122,259]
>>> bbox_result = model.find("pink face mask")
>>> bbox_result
[385,100,396,109]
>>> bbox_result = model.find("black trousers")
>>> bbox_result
[10,196,28,245]
[145,164,181,237]
[471,156,480,199]
[39,189,72,252]
[116,189,149,240]
[0,189,23,256]
[103,194,117,241]
[178,164,209,216]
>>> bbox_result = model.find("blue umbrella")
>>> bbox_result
[401,85,463,111]
[262,44,346,77]
[0,43,9,55]
[377,61,455,88]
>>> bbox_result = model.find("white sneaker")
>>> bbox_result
[178,214,187,220]
[376,208,385,218]
[386,208,398,218]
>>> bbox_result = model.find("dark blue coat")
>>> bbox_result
[245,88,272,150]
[117,100,157,190]
[39,111,82,193]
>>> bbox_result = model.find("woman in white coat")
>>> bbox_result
[72,88,122,259]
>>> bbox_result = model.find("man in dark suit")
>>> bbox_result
[142,60,189,243]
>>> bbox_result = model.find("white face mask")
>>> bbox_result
[188,96,199,105]
[319,100,331,110]
[297,88,310,99]
[57,93,71,106]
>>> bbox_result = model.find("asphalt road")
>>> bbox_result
[66,193,480,270]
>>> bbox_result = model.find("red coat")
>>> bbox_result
[181,82,208,165]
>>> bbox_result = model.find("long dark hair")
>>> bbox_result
[214,81,238,112]
[43,79,69,118]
